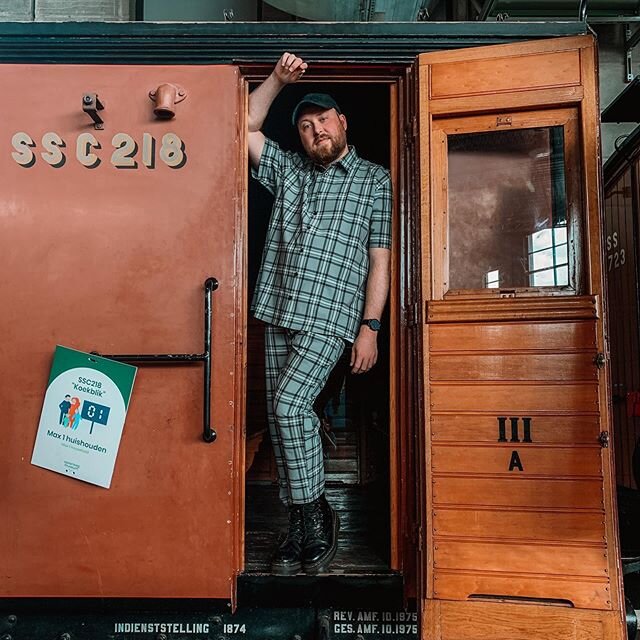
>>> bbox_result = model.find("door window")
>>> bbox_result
[434,110,581,297]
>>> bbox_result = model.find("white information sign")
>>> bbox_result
[31,345,137,488]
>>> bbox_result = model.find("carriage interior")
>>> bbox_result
[243,81,394,576]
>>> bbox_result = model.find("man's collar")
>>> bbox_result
[335,146,358,174]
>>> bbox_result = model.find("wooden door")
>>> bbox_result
[417,36,625,639]
[0,65,245,599]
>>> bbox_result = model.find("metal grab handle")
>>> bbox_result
[93,277,219,443]
[202,277,218,442]
[579,0,588,21]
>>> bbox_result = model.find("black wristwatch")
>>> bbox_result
[361,318,382,331]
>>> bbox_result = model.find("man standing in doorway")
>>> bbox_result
[248,53,392,575]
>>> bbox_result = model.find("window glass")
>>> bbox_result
[447,126,571,291]
[485,269,500,288]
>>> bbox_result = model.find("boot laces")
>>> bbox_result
[286,505,304,543]
[303,501,326,537]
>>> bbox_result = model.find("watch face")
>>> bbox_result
[368,319,381,331]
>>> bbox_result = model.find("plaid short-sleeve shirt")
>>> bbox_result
[252,138,392,343]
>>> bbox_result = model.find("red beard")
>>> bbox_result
[306,130,347,166]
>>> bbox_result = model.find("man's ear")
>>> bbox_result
[339,113,347,131]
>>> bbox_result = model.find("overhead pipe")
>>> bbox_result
[479,0,638,20]
[479,0,498,21]
[418,0,444,20]
[579,0,588,20]
[264,0,433,21]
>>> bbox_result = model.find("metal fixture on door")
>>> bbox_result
[93,278,219,443]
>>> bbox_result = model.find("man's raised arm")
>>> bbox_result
[248,52,308,168]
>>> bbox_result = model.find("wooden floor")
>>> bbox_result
[244,482,391,574]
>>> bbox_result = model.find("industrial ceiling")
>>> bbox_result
[263,0,640,21]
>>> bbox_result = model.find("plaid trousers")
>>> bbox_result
[264,325,345,505]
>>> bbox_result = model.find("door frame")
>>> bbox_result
[239,65,417,587]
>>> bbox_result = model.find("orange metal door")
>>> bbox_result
[416,37,625,639]
[0,65,245,598]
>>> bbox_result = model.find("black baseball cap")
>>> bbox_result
[291,93,342,126]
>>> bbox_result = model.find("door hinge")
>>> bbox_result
[599,431,610,448]
[594,352,606,369]
[403,302,419,327]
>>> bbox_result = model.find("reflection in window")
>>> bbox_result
[527,226,569,286]
[447,126,572,292]
[485,269,500,288]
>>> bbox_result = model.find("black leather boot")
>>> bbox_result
[271,504,304,575]
[301,494,340,574]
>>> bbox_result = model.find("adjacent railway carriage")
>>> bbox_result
[603,115,640,635]
[0,21,632,640]
[604,120,640,492]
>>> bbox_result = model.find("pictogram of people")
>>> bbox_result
[67,397,82,430]
[58,394,71,426]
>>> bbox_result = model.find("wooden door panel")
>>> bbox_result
[429,383,599,413]
[430,601,619,640]
[429,49,581,100]
[432,445,601,477]
[428,321,597,352]
[432,477,604,510]
[434,540,608,578]
[0,64,244,599]
[433,509,606,543]
[429,353,597,382]
[431,414,601,445]
[433,574,611,611]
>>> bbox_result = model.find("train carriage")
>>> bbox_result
[603,84,640,639]
[0,20,632,640]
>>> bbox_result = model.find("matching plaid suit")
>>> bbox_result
[252,137,392,505]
